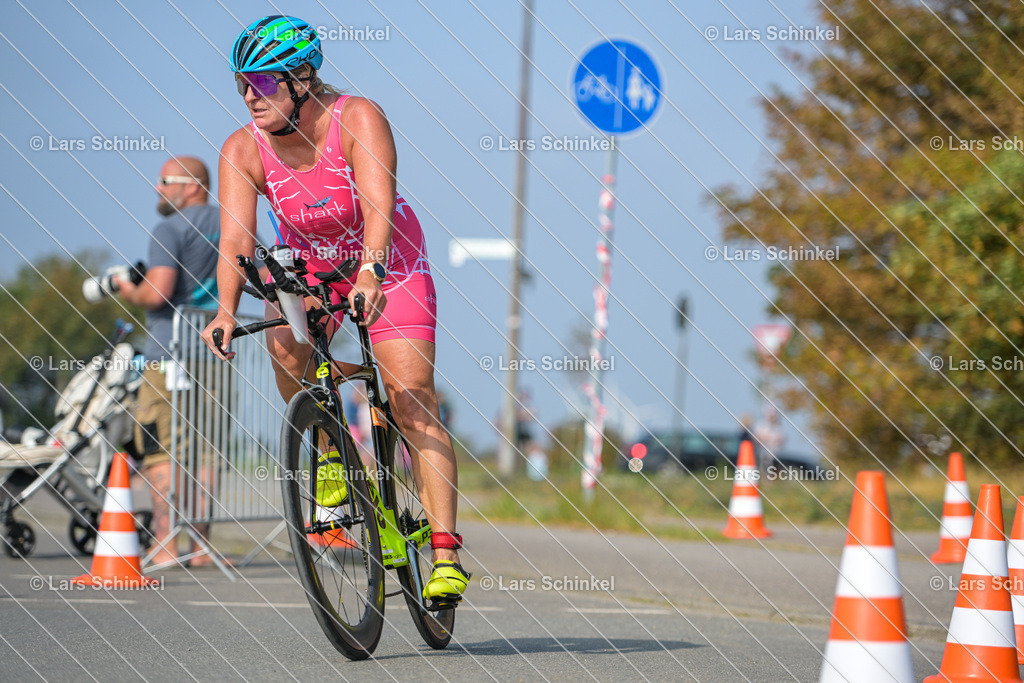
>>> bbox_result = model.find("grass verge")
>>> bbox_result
[457,458,1024,540]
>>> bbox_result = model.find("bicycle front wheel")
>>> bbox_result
[281,389,385,660]
[389,426,455,649]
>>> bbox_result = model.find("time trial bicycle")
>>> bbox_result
[212,248,456,659]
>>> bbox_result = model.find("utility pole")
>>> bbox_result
[673,295,689,435]
[497,0,535,479]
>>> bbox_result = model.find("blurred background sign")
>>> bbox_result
[448,238,516,267]
[753,323,792,369]
[573,39,663,135]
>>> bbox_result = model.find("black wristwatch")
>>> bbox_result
[359,261,387,283]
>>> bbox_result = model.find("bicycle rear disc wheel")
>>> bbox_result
[390,428,455,649]
[281,389,385,660]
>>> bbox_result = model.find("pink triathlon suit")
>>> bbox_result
[253,94,437,344]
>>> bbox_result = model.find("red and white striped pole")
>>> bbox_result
[582,143,618,500]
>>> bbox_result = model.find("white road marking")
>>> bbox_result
[0,597,138,605]
[571,607,672,615]
[184,601,307,609]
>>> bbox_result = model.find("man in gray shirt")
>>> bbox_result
[113,156,220,567]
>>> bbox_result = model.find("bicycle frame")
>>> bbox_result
[232,282,431,573]
[304,313,429,571]
[227,253,452,636]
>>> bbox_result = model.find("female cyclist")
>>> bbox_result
[201,15,468,604]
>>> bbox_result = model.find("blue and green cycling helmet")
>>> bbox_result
[231,16,323,135]
[231,15,323,73]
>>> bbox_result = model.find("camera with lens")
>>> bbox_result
[82,261,147,303]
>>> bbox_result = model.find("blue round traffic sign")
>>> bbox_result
[572,40,662,135]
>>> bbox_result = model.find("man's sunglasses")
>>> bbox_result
[159,176,196,186]
[235,73,311,98]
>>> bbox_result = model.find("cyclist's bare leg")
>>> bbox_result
[373,338,459,565]
[265,298,360,401]
[266,298,364,490]
[265,298,318,401]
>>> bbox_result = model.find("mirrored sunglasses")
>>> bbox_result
[235,73,313,98]
[235,72,286,98]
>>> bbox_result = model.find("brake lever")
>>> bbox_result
[351,292,367,323]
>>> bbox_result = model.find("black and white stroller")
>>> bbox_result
[0,321,153,557]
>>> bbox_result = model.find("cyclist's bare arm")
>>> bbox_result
[202,128,263,359]
[341,97,396,325]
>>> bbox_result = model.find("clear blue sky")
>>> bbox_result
[0,1,835,459]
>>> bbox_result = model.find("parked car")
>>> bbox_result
[623,430,741,473]
[624,431,829,478]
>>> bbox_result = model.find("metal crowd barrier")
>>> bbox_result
[155,307,287,579]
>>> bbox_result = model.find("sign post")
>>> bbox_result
[573,40,662,500]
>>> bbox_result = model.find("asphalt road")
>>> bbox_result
[0,486,990,682]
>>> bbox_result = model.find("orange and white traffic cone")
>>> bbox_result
[722,440,772,539]
[1008,496,1024,665]
[820,471,913,682]
[308,494,357,549]
[925,484,1021,683]
[931,452,972,564]
[307,528,357,549]
[72,452,158,588]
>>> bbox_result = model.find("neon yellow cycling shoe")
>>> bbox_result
[422,532,470,608]
[315,450,347,506]
[423,561,471,604]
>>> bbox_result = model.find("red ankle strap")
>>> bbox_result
[430,532,462,550]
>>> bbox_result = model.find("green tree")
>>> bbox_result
[713,0,1024,465]
[0,251,143,429]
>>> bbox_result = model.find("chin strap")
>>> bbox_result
[270,79,310,137]
[430,532,463,550]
